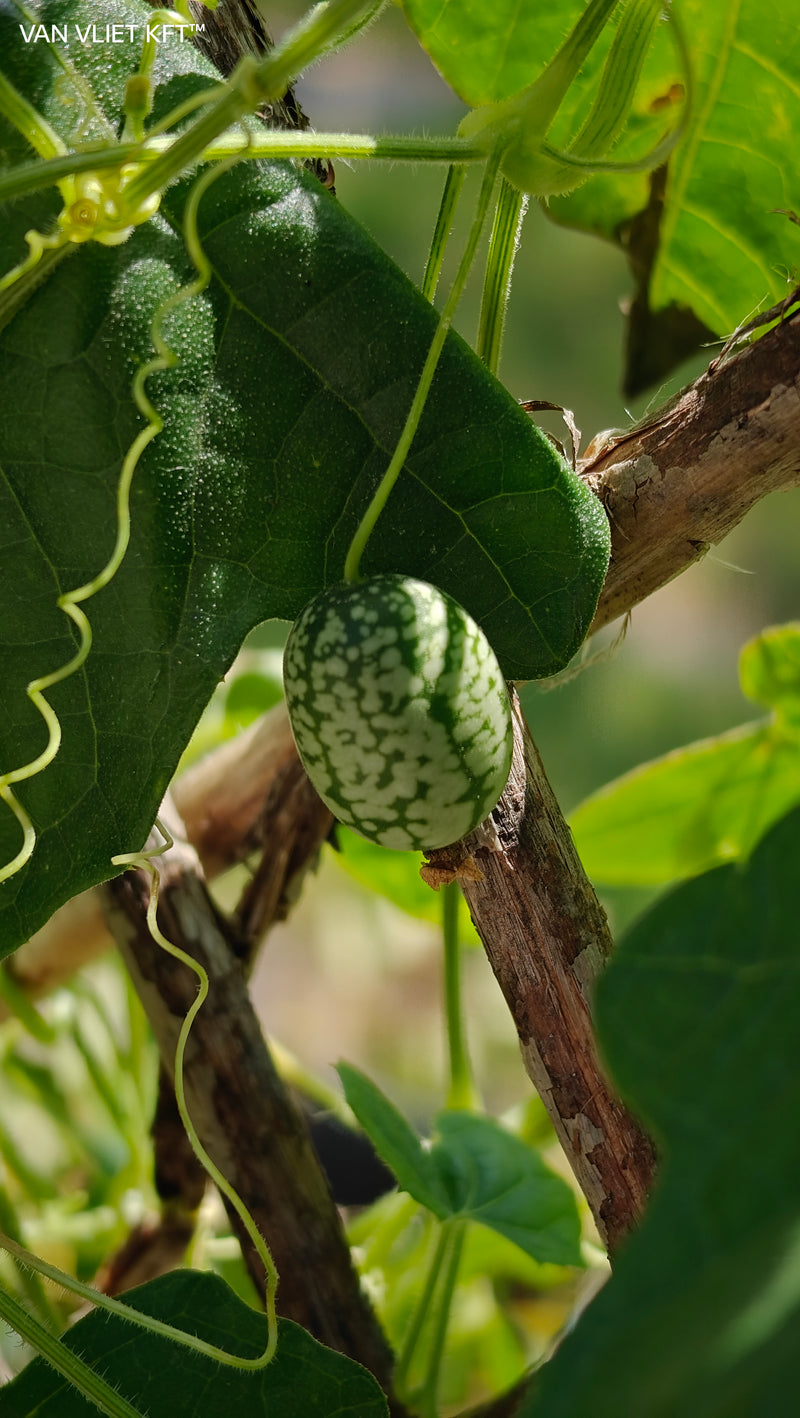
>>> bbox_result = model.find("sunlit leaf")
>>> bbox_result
[549,0,800,384]
[400,0,587,106]
[570,624,800,886]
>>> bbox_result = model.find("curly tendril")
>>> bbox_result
[0,819,279,1372]
[0,153,241,884]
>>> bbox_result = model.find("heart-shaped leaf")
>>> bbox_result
[338,1064,582,1266]
[0,1269,389,1416]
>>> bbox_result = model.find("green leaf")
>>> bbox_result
[337,1062,450,1216]
[338,1067,582,1266]
[570,722,800,886]
[0,1270,389,1416]
[428,1112,583,1266]
[224,669,284,728]
[550,0,800,379]
[400,0,588,107]
[0,0,609,956]
[739,622,800,724]
[521,803,800,1417]
[187,159,609,673]
[570,623,800,886]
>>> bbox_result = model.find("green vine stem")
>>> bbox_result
[539,0,693,178]
[0,69,66,159]
[393,1219,451,1396]
[394,1216,467,1410]
[109,825,280,1369]
[442,882,479,1112]
[0,1185,60,1335]
[0,1279,145,1418]
[0,828,279,1375]
[343,147,502,583]
[420,163,466,304]
[416,1219,467,1418]
[0,133,484,209]
[120,0,389,214]
[477,176,527,375]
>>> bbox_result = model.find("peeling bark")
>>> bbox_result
[426,691,657,1253]
[586,306,800,631]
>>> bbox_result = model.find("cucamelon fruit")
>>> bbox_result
[283,575,513,850]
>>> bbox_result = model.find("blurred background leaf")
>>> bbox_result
[523,802,800,1417]
[570,623,800,886]
[548,0,800,389]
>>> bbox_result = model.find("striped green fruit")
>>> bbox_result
[283,575,513,851]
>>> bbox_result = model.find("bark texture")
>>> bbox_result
[426,691,657,1253]
[586,305,800,631]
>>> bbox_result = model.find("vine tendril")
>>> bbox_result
[110,820,280,1366]
[0,153,239,883]
[342,145,503,583]
[0,819,280,1372]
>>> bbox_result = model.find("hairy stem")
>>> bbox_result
[421,163,467,304]
[0,1275,145,1418]
[477,176,527,373]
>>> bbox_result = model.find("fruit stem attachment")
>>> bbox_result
[343,148,502,583]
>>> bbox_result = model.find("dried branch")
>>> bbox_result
[102,803,404,1410]
[586,305,800,632]
[425,690,657,1253]
[2,706,332,1009]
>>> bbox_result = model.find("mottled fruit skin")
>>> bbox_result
[283,576,513,851]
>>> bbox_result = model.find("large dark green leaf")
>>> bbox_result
[0,1270,389,1416]
[0,0,610,955]
[522,804,800,1417]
